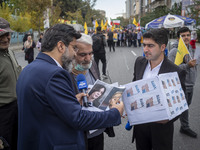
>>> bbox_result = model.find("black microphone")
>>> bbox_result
[76,74,88,107]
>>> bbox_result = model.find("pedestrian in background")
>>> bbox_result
[24,35,36,64]
[36,33,43,51]
[190,30,198,50]
[0,17,22,150]
[92,27,108,79]
[168,27,198,138]
[137,29,143,47]
[107,29,115,52]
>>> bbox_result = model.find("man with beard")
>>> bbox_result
[131,28,186,150]
[168,27,197,138]
[0,17,21,150]
[70,33,115,150]
[16,24,124,150]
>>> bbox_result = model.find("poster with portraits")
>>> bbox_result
[122,72,188,126]
[82,80,125,135]
[87,80,125,111]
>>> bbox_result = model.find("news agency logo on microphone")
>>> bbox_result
[77,80,88,90]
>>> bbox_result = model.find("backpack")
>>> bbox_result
[92,34,105,54]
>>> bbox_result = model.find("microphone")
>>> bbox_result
[125,121,132,131]
[76,74,88,107]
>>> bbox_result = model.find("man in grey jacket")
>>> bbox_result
[0,17,22,150]
[168,27,197,138]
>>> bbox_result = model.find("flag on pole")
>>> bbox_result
[101,20,104,28]
[103,20,108,30]
[175,36,190,65]
[95,20,99,28]
[133,18,138,27]
[84,22,88,35]
[95,20,99,33]
[111,25,115,32]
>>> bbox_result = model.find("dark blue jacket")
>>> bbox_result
[17,52,121,150]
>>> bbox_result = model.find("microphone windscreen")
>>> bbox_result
[76,74,88,90]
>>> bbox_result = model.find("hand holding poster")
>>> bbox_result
[122,72,188,126]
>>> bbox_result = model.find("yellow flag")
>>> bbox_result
[175,36,189,65]
[101,20,104,28]
[111,25,115,32]
[95,20,99,28]
[133,18,138,27]
[103,20,108,30]
[84,22,88,35]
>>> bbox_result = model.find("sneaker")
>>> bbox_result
[102,74,108,79]
[180,127,197,138]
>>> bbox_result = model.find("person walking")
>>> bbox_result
[107,29,115,52]
[0,17,22,150]
[36,33,43,51]
[131,28,186,150]
[137,29,143,47]
[168,27,198,138]
[24,35,36,64]
[92,27,108,79]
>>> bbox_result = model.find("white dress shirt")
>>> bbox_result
[142,60,163,79]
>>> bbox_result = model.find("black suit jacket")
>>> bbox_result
[132,56,186,143]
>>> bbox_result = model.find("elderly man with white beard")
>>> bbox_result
[70,33,115,150]
[16,24,124,150]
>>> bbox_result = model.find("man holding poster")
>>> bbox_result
[132,28,186,150]
[168,27,198,138]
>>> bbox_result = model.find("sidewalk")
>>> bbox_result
[10,43,23,51]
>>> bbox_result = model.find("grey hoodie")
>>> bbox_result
[168,43,197,88]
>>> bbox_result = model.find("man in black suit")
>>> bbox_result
[132,28,186,150]
[70,33,115,150]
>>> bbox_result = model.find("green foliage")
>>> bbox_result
[0,2,12,21]
[169,2,182,15]
[140,6,169,27]
[186,0,200,26]
[116,16,129,27]
[197,29,200,42]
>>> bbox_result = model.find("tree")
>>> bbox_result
[116,16,129,27]
[169,2,182,15]
[186,0,200,26]
[0,2,12,21]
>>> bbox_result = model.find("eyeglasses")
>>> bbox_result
[77,52,93,57]
[69,44,79,52]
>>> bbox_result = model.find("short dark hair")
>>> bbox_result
[41,24,81,52]
[97,27,101,32]
[177,27,191,38]
[143,28,168,46]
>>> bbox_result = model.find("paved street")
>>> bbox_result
[13,42,200,150]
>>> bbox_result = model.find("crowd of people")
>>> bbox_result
[0,16,199,150]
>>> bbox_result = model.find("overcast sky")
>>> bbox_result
[94,0,126,20]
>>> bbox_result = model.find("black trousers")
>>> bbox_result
[88,133,104,150]
[134,122,174,150]
[107,40,115,52]
[0,101,18,150]
[94,53,107,75]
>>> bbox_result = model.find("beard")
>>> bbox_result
[61,47,74,72]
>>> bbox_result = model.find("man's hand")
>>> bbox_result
[75,93,87,105]
[109,99,124,116]
[188,59,196,67]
